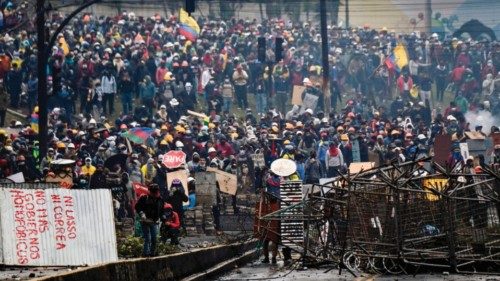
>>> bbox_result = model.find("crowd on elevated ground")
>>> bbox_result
[0,8,498,256]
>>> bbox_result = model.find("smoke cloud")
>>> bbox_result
[464,110,500,132]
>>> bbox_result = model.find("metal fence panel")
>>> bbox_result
[0,188,118,266]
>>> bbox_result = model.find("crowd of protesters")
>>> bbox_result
[0,8,499,257]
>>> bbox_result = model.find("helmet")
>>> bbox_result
[172,178,181,185]
[164,203,173,209]
[175,140,184,148]
[160,139,168,145]
[67,143,75,149]
[17,155,25,161]
[120,124,128,130]
[57,142,66,149]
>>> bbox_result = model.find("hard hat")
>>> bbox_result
[160,139,168,145]
[208,147,217,153]
[120,124,128,129]
[67,143,75,149]
[340,134,349,141]
[57,142,66,149]
[175,140,184,148]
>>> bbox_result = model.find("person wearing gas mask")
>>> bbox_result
[166,178,189,230]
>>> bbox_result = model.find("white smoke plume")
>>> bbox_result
[464,110,500,132]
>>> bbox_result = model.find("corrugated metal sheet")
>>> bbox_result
[0,188,118,266]
[0,183,58,189]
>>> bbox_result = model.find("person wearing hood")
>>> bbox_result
[166,178,188,230]
[325,141,344,177]
[141,158,157,185]
[167,98,181,124]
[482,73,494,96]
[184,82,197,111]
[101,70,117,115]
[139,75,156,117]
[285,105,300,120]
[155,104,168,122]
[118,71,134,115]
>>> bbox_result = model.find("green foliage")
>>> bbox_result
[117,235,180,258]
[117,236,144,258]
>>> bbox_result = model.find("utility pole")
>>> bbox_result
[425,0,432,35]
[36,0,47,163]
[320,0,330,114]
[345,0,349,29]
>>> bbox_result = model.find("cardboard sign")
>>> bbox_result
[299,93,319,114]
[6,172,25,183]
[460,142,470,161]
[166,170,189,205]
[291,85,306,105]
[207,167,237,195]
[162,150,186,169]
[45,172,74,189]
[251,151,265,168]
[464,131,486,140]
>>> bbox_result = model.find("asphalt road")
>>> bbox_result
[217,260,500,281]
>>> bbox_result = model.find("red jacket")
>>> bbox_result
[164,211,180,230]
[397,75,413,93]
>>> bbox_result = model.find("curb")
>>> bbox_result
[182,248,258,281]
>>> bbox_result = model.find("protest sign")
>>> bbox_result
[291,85,306,105]
[207,167,237,195]
[0,188,117,266]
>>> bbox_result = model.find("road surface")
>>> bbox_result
[218,260,500,281]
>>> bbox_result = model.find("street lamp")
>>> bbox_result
[36,0,101,164]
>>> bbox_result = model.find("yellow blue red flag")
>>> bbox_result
[179,8,200,42]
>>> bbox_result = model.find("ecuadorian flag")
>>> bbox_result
[384,43,408,72]
[179,8,200,42]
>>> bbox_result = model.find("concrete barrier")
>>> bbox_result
[33,240,257,281]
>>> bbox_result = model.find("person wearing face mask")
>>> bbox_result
[80,157,96,177]
[339,134,353,168]
[135,184,164,257]
[155,104,168,122]
[325,141,344,177]
[89,162,107,189]
[41,147,56,171]
[15,155,38,182]
[141,158,157,185]
[187,152,202,173]
[447,143,464,171]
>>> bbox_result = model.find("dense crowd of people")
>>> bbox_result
[0,8,499,257]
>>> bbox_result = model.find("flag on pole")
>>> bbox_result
[121,127,154,144]
[384,43,409,72]
[179,8,200,42]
